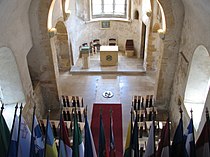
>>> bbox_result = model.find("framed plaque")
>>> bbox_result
[100,20,110,29]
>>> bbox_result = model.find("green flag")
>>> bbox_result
[98,113,108,157]
[73,112,84,157]
[0,114,10,156]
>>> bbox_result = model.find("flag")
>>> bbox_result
[8,116,32,157]
[171,118,184,157]
[131,117,139,157]
[156,119,170,157]
[110,113,116,157]
[8,116,19,157]
[59,117,72,157]
[0,113,10,157]
[30,115,44,157]
[196,120,210,157]
[73,112,84,157]
[45,117,58,157]
[123,121,132,157]
[19,116,32,157]
[84,115,97,157]
[98,113,108,157]
[184,118,195,157]
[144,122,155,157]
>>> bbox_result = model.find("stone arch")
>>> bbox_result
[28,0,59,110]
[55,21,73,72]
[0,47,25,104]
[184,45,210,129]
[154,0,184,110]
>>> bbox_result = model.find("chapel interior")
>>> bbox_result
[0,0,210,154]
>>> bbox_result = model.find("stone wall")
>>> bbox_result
[28,0,59,112]
[169,0,210,136]
[66,0,142,64]
[0,0,36,120]
[155,0,184,112]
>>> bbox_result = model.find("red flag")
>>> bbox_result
[157,119,170,157]
[196,120,210,157]
[59,117,72,157]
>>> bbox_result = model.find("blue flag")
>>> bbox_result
[184,119,195,157]
[31,115,44,157]
[131,117,139,157]
[84,116,97,157]
[172,118,184,157]
[8,116,19,157]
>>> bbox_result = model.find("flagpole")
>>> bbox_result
[130,106,133,157]
[153,107,156,157]
[179,106,184,156]
[30,104,36,157]
[16,103,23,157]
[0,99,4,115]
[44,109,51,157]
[7,103,19,157]
[84,105,87,157]
[58,99,63,157]
[190,109,196,157]
[168,111,171,157]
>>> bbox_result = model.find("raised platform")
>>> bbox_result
[70,51,146,76]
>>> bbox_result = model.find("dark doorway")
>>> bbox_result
[140,22,146,59]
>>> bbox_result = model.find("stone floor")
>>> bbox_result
[59,52,157,146]
[2,52,157,147]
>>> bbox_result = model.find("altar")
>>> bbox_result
[100,45,119,66]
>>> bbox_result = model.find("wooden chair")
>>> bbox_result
[125,39,134,57]
[92,39,101,53]
[108,38,117,46]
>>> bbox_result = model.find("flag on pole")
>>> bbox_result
[131,117,139,157]
[59,117,72,157]
[98,113,108,157]
[45,116,58,157]
[84,115,97,157]
[184,118,195,157]
[31,115,44,157]
[8,116,19,157]
[8,116,32,157]
[171,118,184,157]
[144,122,155,157]
[156,119,170,157]
[123,121,132,157]
[73,111,84,157]
[18,116,32,157]
[0,113,10,156]
[109,111,116,157]
[196,119,210,157]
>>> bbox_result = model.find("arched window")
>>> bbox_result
[134,10,139,20]
[91,0,128,19]
[184,45,210,130]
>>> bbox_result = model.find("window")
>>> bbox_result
[91,0,127,19]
